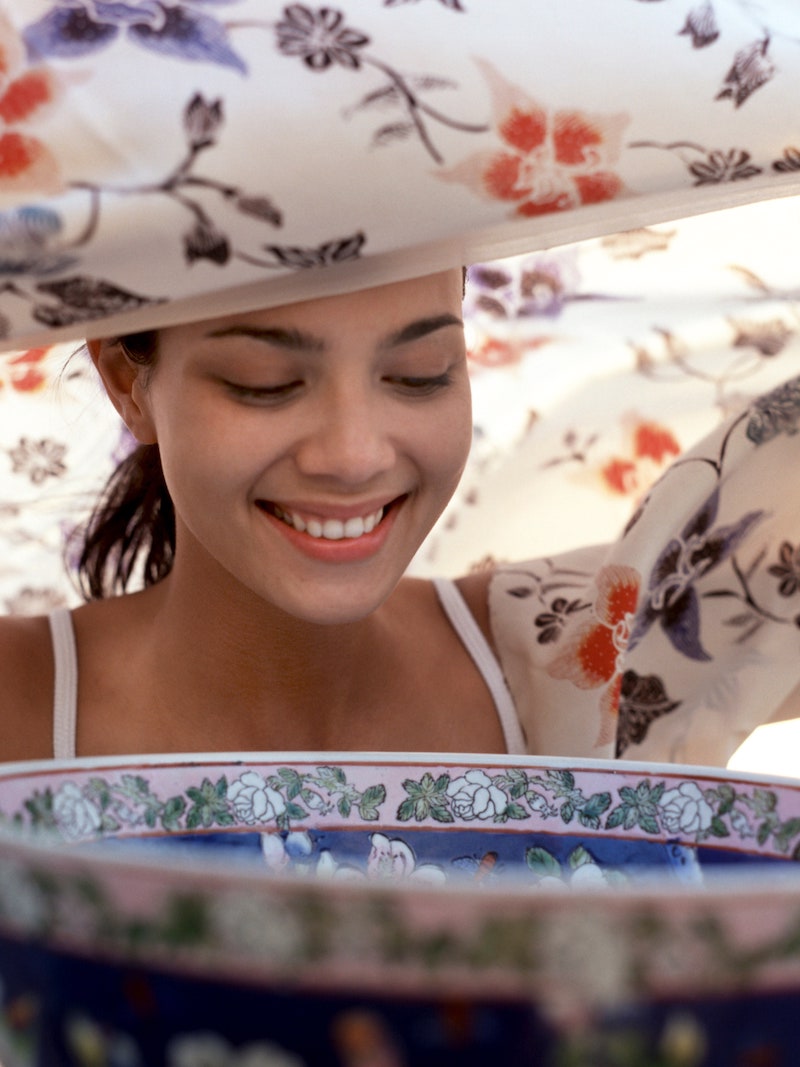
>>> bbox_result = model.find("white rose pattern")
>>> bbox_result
[228,771,286,827]
[52,782,102,840]
[446,769,508,821]
[658,782,714,836]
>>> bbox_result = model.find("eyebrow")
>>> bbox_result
[379,313,463,349]
[205,325,325,352]
[205,313,463,352]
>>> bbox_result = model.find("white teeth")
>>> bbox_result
[343,517,364,539]
[274,506,384,540]
[322,519,346,541]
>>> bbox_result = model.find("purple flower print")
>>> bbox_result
[24,1,246,72]
[628,488,764,661]
[768,542,800,598]
[746,376,800,445]
[275,6,370,71]
[716,38,775,108]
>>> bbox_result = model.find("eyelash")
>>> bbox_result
[224,380,303,402]
[224,372,454,402]
[386,371,454,395]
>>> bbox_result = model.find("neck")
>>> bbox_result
[136,549,400,748]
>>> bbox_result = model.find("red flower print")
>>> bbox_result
[468,337,517,368]
[0,13,61,193]
[600,419,680,497]
[0,347,50,393]
[601,457,638,496]
[438,60,628,220]
[467,334,552,369]
[547,564,640,746]
[634,422,681,464]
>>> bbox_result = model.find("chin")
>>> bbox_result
[240,571,392,627]
[287,593,391,628]
[246,551,411,627]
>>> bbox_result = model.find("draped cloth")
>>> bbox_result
[1,1,800,348]
[488,383,800,769]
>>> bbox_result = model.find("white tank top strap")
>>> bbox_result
[48,608,78,760]
[432,577,526,755]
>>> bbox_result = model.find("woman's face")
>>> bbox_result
[128,269,472,624]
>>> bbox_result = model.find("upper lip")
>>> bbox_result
[256,496,403,521]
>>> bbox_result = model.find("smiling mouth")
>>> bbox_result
[258,501,396,541]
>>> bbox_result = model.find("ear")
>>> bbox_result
[87,338,158,445]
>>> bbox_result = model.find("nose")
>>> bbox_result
[294,385,397,485]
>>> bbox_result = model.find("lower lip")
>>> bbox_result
[257,501,400,563]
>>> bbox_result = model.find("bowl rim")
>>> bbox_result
[1,751,799,901]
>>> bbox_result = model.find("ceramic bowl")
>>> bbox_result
[1,753,800,1067]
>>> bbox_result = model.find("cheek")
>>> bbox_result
[419,389,473,490]
[448,382,474,468]
[156,410,258,512]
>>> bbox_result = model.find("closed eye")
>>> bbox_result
[386,371,454,395]
[224,380,304,402]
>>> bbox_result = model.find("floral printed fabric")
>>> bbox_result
[0,341,122,616]
[0,1,800,348]
[484,363,800,768]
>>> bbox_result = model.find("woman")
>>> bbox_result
[0,269,527,759]
[4,258,800,769]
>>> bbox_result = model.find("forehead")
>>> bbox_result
[160,270,464,346]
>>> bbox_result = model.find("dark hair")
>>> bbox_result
[76,331,176,600]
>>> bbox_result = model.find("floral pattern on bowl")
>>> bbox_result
[4,757,798,859]
[1,753,800,1067]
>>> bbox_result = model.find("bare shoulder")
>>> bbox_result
[0,614,54,761]
[396,571,495,642]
